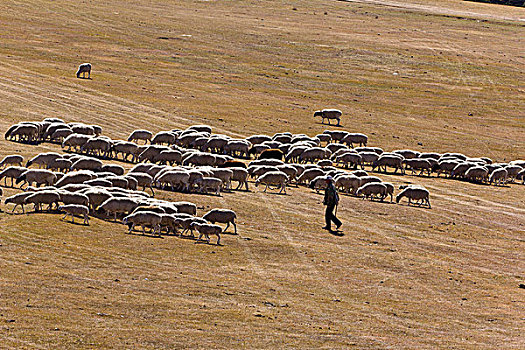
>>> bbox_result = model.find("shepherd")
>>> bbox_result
[76,63,92,79]
[322,176,342,232]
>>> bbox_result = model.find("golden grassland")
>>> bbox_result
[0,0,524,348]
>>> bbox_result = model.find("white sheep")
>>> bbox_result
[255,171,289,194]
[128,130,153,144]
[465,166,489,183]
[16,169,57,188]
[231,168,249,191]
[195,177,223,196]
[4,192,34,213]
[59,204,90,225]
[26,153,62,168]
[155,171,190,192]
[402,158,430,175]
[341,133,368,147]
[335,174,360,194]
[0,166,27,187]
[123,211,162,235]
[489,168,508,186]
[194,223,223,245]
[98,197,138,221]
[171,201,197,215]
[356,182,387,201]
[25,191,61,212]
[396,186,431,208]
[372,154,405,174]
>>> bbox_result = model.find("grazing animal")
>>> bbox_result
[314,109,342,126]
[76,63,92,79]
[202,209,237,234]
[59,204,90,225]
[255,171,289,194]
[194,223,223,245]
[396,186,431,208]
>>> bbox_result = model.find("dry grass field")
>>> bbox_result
[0,0,524,348]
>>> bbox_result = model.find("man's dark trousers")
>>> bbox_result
[325,203,341,230]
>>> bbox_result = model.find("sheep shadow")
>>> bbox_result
[77,77,92,80]
[396,203,432,210]
[194,240,222,246]
[318,122,343,128]
[59,218,90,226]
[125,230,164,238]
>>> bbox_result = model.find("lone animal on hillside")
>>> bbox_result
[76,63,92,79]
[313,109,342,126]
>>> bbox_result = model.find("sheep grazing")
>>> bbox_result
[202,208,237,234]
[172,201,197,215]
[26,152,61,168]
[341,133,368,148]
[489,168,508,186]
[155,171,190,192]
[0,155,24,168]
[255,171,289,194]
[372,154,405,175]
[0,166,27,187]
[194,223,223,245]
[128,130,153,144]
[356,182,387,201]
[404,158,432,176]
[5,124,39,143]
[123,211,162,235]
[126,172,155,194]
[224,140,251,159]
[25,191,61,212]
[504,165,523,183]
[396,186,431,208]
[98,197,138,221]
[4,192,34,213]
[314,109,342,126]
[383,182,395,203]
[465,166,489,183]
[335,174,360,194]
[59,204,90,225]
[82,188,112,211]
[16,169,57,188]
[62,134,91,152]
[76,63,92,79]
[195,177,223,196]
[230,168,249,191]
[299,147,331,164]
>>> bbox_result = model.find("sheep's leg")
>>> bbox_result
[62,213,68,220]
[84,214,89,225]
[233,221,237,235]
[71,214,75,223]
[264,184,268,193]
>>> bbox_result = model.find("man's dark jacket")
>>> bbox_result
[323,182,339,206]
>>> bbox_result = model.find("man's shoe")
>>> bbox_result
[322,226,331,230]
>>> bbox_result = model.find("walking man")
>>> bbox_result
[323,176,342,231]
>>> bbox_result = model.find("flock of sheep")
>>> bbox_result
[2,116,524,243]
